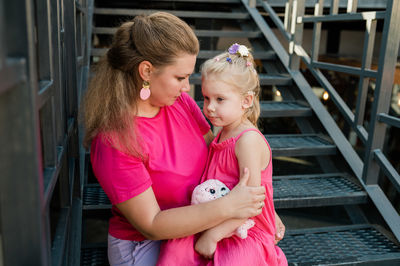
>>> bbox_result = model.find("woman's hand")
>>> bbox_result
[224,168,266,219]
[195,232,218,259]
[275,212,285,244]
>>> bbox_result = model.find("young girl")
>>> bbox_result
[157,44,287,266]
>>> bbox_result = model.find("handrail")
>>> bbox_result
[260,1,291,41]
[254,0,400,241]
[299,11,386,23]
[378,113,400,128]
[374,149,400,193]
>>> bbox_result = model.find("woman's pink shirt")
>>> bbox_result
[90,93,210,241]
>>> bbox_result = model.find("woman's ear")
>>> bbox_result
[138,61,153,81]
[242,93,254,109]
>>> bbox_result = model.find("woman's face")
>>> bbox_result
[148,53,196,107]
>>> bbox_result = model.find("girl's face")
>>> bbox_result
[202,75,246,129]
[148,53,196,107]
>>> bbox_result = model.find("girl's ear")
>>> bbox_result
[138,61,153,81]
[242,93,254,109]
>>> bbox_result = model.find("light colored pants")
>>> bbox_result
[108,234,161,266]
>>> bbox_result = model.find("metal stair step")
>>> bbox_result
[81,244,107,266]
[93,27,262,38]
[84,173,362,211]
[83,184,111,210]
[260,101,312,118]
[266,134,337,157]
[197,50,276,60]
[190,73,292,86]
[196,101,312,118]
[93,8,250,19]
[80,225,400,266]
[280,224,400,265]
[91,48,277,60]
[273,173,368,209]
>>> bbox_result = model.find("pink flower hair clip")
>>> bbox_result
[246,62,252,67]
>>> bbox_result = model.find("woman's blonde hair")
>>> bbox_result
[82,12,199,158]
[200,47,260,126]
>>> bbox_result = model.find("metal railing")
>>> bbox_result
[0,0,91,265]
[244,0,400,241]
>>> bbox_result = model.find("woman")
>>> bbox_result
[82,12,283,265]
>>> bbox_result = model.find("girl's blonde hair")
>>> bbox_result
[200,46,261,126]
[82,12,199,158]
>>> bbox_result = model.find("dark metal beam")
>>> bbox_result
[93,8,250,19]
[374,149,400,193]
[299,11,386,23]
[378,113,400,128]
[363,0,400,185]
[0,59,27,95]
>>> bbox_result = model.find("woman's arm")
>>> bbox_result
[116,168,265,240]
[195,131,269,257]
[203,129,215,146]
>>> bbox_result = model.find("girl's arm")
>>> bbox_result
[195,131,269,258]
[116,167,265,240]
[275,211,285,244]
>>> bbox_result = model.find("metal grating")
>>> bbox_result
[279,225,400,265]
[79,225,400,265]
[273,174,367,208]
[81,247,108,266]
[260,101,312,117]
[266,134,337,156]
[196,101,311,118]
[83,174,367,210]
[189,73,292,86]
[83,185,111,209]
[274,175,363,198]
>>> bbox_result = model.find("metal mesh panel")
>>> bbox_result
[279,226,400,264]
[274,176,363,198]
[268,135,332,149]
[81,247,108,266]
[83,186,111,206]
[260,101,306,110]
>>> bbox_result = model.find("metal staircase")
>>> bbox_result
[80,0,400,265]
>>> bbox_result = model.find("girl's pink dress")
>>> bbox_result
[157,128,287,266]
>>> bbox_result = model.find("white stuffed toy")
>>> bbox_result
[191,179,255,239]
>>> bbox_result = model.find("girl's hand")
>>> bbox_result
[224,168,266,219]
[275,212,285,244]
[195,232,218,259]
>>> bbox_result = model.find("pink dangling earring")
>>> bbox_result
[140,81,151,100]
